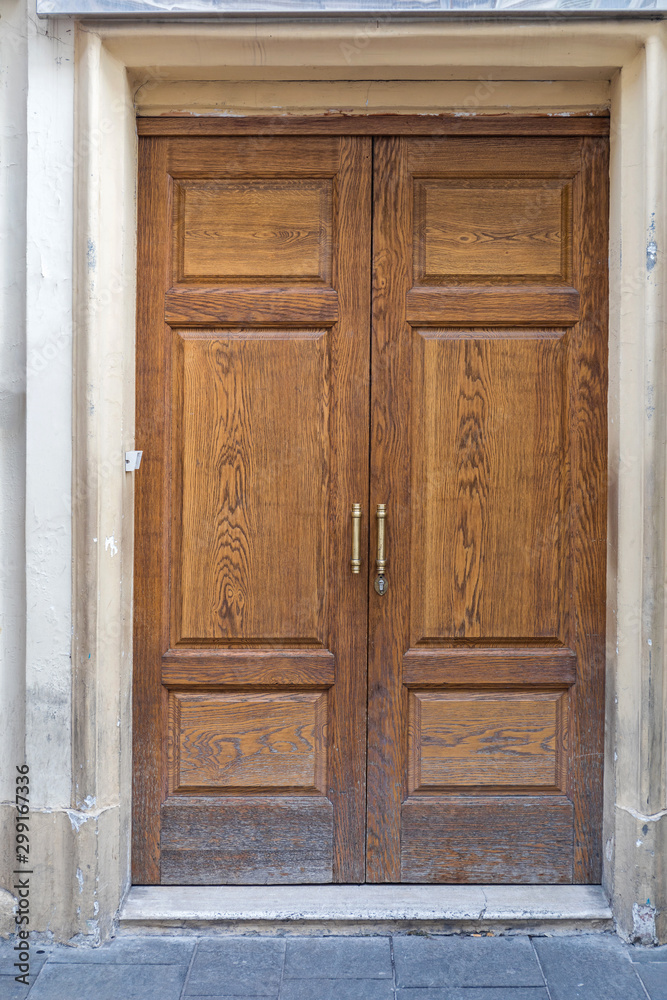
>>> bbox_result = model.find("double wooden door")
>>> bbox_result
[133,122,608,886]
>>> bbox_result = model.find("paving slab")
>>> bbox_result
[393,935,544,988]
[628,945,667,964]
[0,927,661,1000]
[47,935,196,964]
[27,962,187,1000]
[396,990,549,1000]
[532,935,648,1000]
[0,940,50,977]
[0,937,51,1000]
[185,938,285,996]
[284,936,392,979]
[0,978,31,1000]
[634,963,667,1000]
[280,979,394,1000]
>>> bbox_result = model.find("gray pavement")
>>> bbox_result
[0,934,665,999]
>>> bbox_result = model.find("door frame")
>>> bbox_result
[69,19,667,942]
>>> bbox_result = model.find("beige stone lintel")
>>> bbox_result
[134,79,611,117]
[81,19,656,83]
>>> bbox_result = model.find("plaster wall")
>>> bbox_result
[0,0,29,932]
[24,7,74,816]
[0,0,76,937]
[0,8,665,945]
[606,35,667,944]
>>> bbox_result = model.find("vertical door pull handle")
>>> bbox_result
[374,503,388,595]
[351,503,362,574]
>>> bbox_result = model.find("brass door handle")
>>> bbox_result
[374,503,387,595]
[351,503,362,574]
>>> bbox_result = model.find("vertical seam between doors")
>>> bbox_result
[364,136,377,883]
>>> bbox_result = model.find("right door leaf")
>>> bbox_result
[366,132,609,884]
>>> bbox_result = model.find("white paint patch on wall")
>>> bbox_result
[632,901,657,944]
[104,535,118,557]
[66,809,91,833]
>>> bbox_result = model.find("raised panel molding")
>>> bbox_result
[413,178,571,286]
[172,328,330,646]
[173,178,333,285]
[411,328,569,645]
[407,689,568,793]
[169,690,328,793]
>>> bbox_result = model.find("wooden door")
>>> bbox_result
[134,120,608,887]
[366,134,608,883]
[133,135,372,884]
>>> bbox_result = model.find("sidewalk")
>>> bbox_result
[1,933,665,1000]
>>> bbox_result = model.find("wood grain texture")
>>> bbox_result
[407,690,568,792]
[161,797,334,884]
[366,136,411,882]
[173,178,333,285]
[569,137,608,882]
[161,649,335,687]
[402,648,576,687]
[366,129,606,885]
[411,330,566,643]
[400,796,574,883]
[164,288,339,326]
[406,289,580,325]
[413,179,570,285]
[173,328,329,644]
[139,115,610,138]
[135,132,372,885]
[326,136,372,881]
[407,136,584,177]
[170,691,328,793]
[135,121,606,888]
[166,136,341,178]
[133,137,171,884]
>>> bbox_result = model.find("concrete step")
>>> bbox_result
[118,884,614,936]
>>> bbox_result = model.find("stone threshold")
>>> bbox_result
[119,885,613,936]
